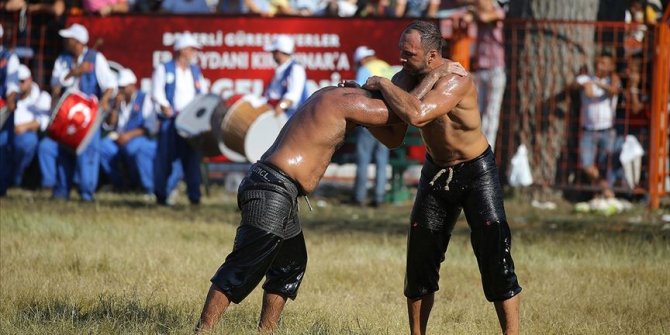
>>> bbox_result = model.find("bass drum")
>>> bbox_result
[220,94,287,163]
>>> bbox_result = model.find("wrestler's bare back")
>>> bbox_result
[263,86,392,193]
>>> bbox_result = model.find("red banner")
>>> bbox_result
[68,16,417,98]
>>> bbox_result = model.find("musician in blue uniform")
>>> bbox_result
[11,65,52,187]
[100,68,157,196]
[263,34,308,118]
[50,23,116,201]
[151,34,205,206]
[0,24,21,196]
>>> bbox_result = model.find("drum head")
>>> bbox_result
[244,111,288,163]
[47,89,101,154]
[175,94,222,138]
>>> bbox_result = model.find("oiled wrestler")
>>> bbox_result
[194,62,467,334]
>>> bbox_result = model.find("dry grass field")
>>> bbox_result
[1,187,669,334]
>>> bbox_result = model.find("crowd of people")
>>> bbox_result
[1,0,668,206]
[0,19,315,204]
[0,0,495,17]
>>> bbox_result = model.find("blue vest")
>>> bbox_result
[278,60,309,118]
[59,49,101,97]
[164,60,203,108]
[0,49,12,98]
[121,91,147,133]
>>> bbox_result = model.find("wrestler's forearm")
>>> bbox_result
[378,80,422,126]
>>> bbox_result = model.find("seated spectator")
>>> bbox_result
[100,68,157,196]
[11,65,52,187]
[83,0,129,16]
[574,52,621,199]
[160,0,212,14]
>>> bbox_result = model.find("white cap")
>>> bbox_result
[354,46,375,63]
[59,23,89,44]
[264,35,295,54]
[117,68,137,87]
[18,64,31,81]
[174,34,201,51]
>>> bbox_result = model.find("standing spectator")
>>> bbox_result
[11,65,52,187]
[0,24,21,197]
[151,34,205,206]
[100,68,157,197]
[263,34,308,118]
[351,46,393,207]
[469,0,506,151]
[575,52,621,199]
[50,23,116,202]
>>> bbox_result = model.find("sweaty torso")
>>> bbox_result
[263,86,390,193]
[397,70,489,167]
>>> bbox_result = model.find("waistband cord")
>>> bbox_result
[303,195,313,211]
[429,167,454,191]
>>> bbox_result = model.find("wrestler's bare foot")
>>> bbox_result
[258,292,287,334]
[494,294,520,335]
[195,284,231,334]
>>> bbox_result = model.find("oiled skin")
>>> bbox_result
[263,86,397,193]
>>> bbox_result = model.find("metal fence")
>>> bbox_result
[495,18,668,208]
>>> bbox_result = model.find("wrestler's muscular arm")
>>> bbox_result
[367,71,472,127]
[367,62,468,147]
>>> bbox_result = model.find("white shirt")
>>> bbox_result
[117,91,158,136]
[14,82,52,131]
[577,74,618,131]
[2,48,21,96]
[151,62,203,114]
[50,47,117,94]
[264,58,307,106]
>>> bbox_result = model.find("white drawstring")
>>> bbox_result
[429,167,454,191]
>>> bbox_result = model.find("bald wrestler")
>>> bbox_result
[358,20,522,335]
[194,61,467,333]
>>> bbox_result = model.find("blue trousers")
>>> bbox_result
[154,118,201,204]
[353,127,389,204]
[12,131,38,186]
[53,130,100,201]
[0,117,15,196]
[100,135,156,194]
[38,137,58,188]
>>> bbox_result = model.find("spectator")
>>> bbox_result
[238,0,296,16]
[50,23,117,202]
[11,65,52,188]
[394,0,440,17]
[151,33,205,206]
[0,24,21,197]
[469,0,506,152]
[100,68,157,197]
[575,52,621,199]
[83,0,129,16]
[160,0,212,13]
[350,46,393,207]
[263,34,308,118]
